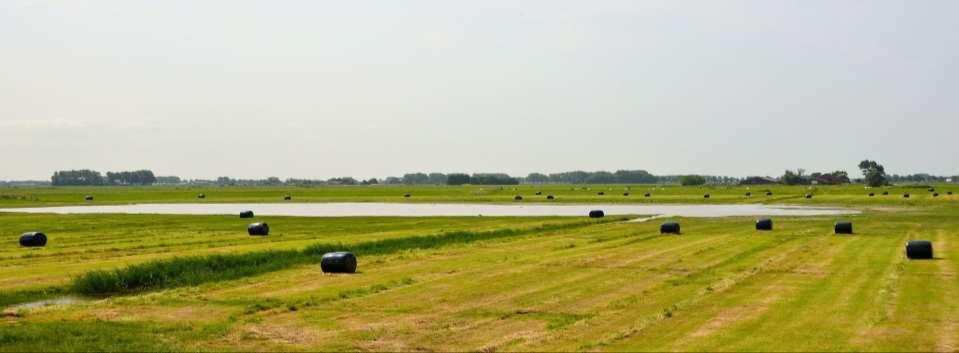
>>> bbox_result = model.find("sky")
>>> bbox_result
[1,0,957,180]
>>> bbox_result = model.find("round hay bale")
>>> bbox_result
[834,221,853,235]
[546,195,555,200]
[948,191,954,195]
[240,210,254,218]
[284,195,292,201]
[660,222,680,235]
[248,222,269,236]
[745,192,752,197]
[933,192,940,197]
[903,193,910,198]
[882,191,889,195]
[703,194,710,199]
[755,218,773,231]
[535,191,542,195]
[514,195,523,201]
[868,192,875,197]
[766,191,773,196]
[623,192,630,197]
[84,195,94,201]
[805,193,813,199]
[905,240,933,259]
[597,192,605,196]
[644,193,651,197]
[197,193,206,199]
[19,232,47,247]
[928,188,935,192]
[588,210,605,218]
[403,193,411,198]
[321,251,357,273]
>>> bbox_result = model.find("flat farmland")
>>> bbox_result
[1,185,957,351]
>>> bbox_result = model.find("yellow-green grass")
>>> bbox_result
[0,184,955,207]
[1,185,958,351]
[0,214,591,293]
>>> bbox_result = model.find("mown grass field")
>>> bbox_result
[0,183,955,207]
[1,184,958,351]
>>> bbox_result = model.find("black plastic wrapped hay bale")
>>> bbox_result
[703,194,710,199]
[84,195,94,201]
[597,192,605,196]
[805,193,813,199]
[514,195,523,201]
[403,193,411,198]
[588,210,605,218]
[623,192,630,197]
[765,191,773,196]
[19,232,47,247]
[197,193,206,199]
[284,195,292,201]
[745,192,752,197]
[903,193,910,199]
[240,210,254,218]
[321,252,357,273]
[755,218,773,231]
[882,191,889,195]
[661,222,680,235]
[906,240,933,259]
[644,193,651,197]
[868,192,875,197]
[248,222,269,236]
[546,195,555,200]
[928,188,935,192]
[949,191,954,195]
[834,221,853,235]
[535,191,542,195]
[933,192,940,197]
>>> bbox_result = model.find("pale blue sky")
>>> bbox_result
[1,1,956,180]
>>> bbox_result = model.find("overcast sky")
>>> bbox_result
[1,1,956,180]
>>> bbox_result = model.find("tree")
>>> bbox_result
[51,170,105,186]
[679,175,707,186]
[858,160,888,187]
[614,170,657,183]
[586,171,616,184]
[781,169,810,185]
[447,173,471,185]
[427,173,448,185]
[402,173,430,185]
[471,173,519,185]
[525,173,549,184]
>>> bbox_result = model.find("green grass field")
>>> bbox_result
[1,184,958,351]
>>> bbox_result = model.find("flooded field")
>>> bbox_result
[0,202,857,218]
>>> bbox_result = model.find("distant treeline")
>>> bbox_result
[51,169,157,186]
[888,174,956,183]
[384,171,740,185]
[27,168,959,187]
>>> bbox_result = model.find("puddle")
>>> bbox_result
[0,203,857,218]
[10,296,86,310]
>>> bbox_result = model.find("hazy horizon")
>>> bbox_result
[2,1,956,180]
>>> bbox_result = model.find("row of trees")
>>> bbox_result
[39,161,954,187]
[780,169,851,185]
[52,169,156,186]
[383,170,738,185]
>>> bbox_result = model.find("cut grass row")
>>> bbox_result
[66,217,624,296]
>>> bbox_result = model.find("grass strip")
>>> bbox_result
[70,217,624,296]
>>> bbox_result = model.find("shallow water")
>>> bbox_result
[11,296,86,309]
[0,203,857,218]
